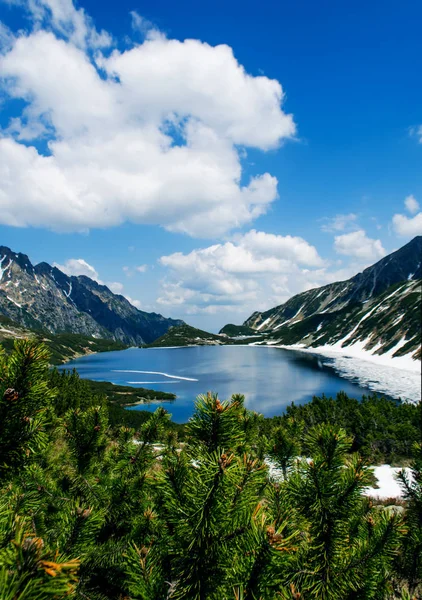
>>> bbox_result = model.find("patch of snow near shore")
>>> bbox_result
[363,465,413,499]
[319,335,420,373]
[267,460,412,499]
[270,340,421,403]
[326,355,420,403]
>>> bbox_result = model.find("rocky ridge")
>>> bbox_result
[0,246,184,345]
[238,236,422,361]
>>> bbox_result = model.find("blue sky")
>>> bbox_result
[0,0,421,331]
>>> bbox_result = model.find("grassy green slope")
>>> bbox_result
[85,378,175,405]
[0,313,128,364]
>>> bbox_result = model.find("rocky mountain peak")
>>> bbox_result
[0,245,184,345]
[233,237,422,362]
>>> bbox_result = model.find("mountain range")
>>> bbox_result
[223,236,422,361]
[0,237,421,362]
[0,246,183,346]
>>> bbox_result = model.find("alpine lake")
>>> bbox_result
[60,345,379,423]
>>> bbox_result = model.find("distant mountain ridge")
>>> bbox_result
[0,246,184,345]
[237,236,422,361]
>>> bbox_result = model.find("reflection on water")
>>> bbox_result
[60,346,373,423]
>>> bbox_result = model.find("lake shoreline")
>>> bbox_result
[61,345,397,423]
[60,341,421,407]
[267,343,421,404]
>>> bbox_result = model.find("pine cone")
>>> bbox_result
[4,388,19,402]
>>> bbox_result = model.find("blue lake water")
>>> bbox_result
[59,345,375,422]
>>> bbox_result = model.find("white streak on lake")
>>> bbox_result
[126,381,179,385]
[113,369,198,381]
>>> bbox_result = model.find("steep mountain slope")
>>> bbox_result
[245,236,422,332]
[262,279,421,359]
[0,313,126,364]
[239,237,422,361]
[0,246,184,345]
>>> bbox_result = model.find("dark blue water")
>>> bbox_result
[59,346,372,422]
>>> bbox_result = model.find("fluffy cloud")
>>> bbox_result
[239,230,324,267]
[392,196,422,237]
[392,213,422,237]
[13,0,112,49]
[53,258,100,281]
[0,2,295,236]
[107,281,124,294]
[320,213,358,233]
[333,230,385,261]
[130,11,162,40]
[404,194,420,215]
[124,295,142,309]
[157,230,329,315]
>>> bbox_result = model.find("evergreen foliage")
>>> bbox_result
[0,340,420,599]
[268,392,421,464]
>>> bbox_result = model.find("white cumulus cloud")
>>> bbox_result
[157,230,329,316]
[53,258,101,281]
[14,0,112,49]
[404,194,420,215]
[0,1,295,237]
[392,196,422,237]
[333,230,385,261]
[392,213,422,237]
